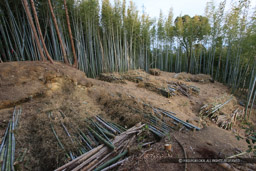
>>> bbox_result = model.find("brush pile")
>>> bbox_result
[138,82,170,98]
[55,124,145,171]
[167,81,200,97]
[98,70,200,99]
[215,108,244,130]
[133,100,201,136]
[138,81,200,98]
[54,94,202,170]
[199,96,243,130]
[174,72,212,83]
[48,111,127,162]
[151,107,201,132]
[199,96,234,120]
[149,68,161,76]
[0,107,22,171]
[99,73,125,83]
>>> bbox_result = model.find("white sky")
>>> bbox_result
[109,0,256,19]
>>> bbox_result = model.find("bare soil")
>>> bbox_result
[0,61,255,171]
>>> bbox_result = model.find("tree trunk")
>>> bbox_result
[22,0,46,61]
[188,43,192,73]
[30,0,54,63]
[48,0,69,64]
[63,0,78,68]
[186,48,190,73]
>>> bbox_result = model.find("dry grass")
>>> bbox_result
[174,72,212,83]
[88,89,152,127]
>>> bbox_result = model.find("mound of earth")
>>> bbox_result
[0,61,92,109]
[0,62,254,170]
[174,72,212,83]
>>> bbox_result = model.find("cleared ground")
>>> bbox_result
[0,61,254,171]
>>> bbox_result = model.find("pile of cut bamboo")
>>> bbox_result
[49,111,127,161]
[149,68,161,76]
[167,82,200,97]
[0,107,22,171]
[142,104,200,136]
[152,107,201,131]
[199,96,243,130]
[55,124,144,171]
[199,96,233,120]
[216,108,244,130]
[53,98,202,170]
[99,73,125,83]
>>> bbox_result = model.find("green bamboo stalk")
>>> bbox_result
[6,121,12,171]
[91,120,111,143]
[78,128,93,146]
[94,150,128,171]
[88,127,115,150]
[51,124,65,150]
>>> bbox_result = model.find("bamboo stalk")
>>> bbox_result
[87,150,115,171]
[79,135,93,150]
[91,120,111,143]
[6,121,12,171]
[54,144,104,171]
[227,151,248,159]
[30,0,54,63]
[47,0,69,64]
[71,146,109,171]
[0,123,9,154]
[79,129,93,147]
[61,121,75,144]
[81,158,98,171]
[101,157,129,171]
[51,124,65,150]
[88,127,115,150]
[94,150,128,171]
[22,0,46,61]
[63,0,78,68]
[1,143,8,171]
[57,124,144,170]
[95,116,117,134]
[11,116,15,170]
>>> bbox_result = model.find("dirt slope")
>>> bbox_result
[0,61,253,171]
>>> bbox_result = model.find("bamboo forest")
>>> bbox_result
[0,0,256,170]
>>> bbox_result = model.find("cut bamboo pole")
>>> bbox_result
[81,158,98,171]
[101,157,129,171]
[95,116,117,134]
[94,150,128,171]
[51,124,65,150]
[71,146,109,171]
[57,124,144,170]
[0,124,9,154]
[54,145,104,171]
[88,127,115,150]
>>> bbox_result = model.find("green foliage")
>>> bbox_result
[236,122,256,156]
[174,14,210,72]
